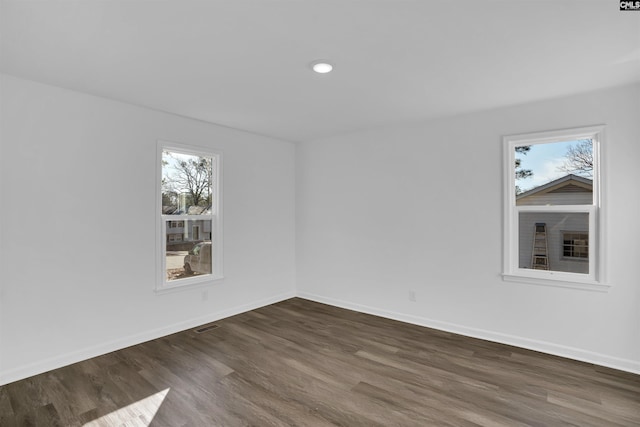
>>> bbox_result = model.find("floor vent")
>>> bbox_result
[194,324,220,334]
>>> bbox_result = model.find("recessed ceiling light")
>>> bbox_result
[311,61,333,74]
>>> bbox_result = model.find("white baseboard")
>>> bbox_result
[297,291,640,375]
[0,290,295,386]
[3,288,637,385]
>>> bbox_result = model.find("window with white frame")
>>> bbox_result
[503,126,606,290]
[157,142,223,290]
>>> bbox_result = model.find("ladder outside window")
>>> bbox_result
[532,223,550,270]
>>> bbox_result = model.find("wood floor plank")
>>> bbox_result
[1,298,638,426]
[0,385,16,427]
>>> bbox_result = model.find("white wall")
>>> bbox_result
[0,74,296,384]
[2,75,638,386]
[296,83,640,373]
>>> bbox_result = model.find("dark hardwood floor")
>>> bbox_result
[1,298,639,426]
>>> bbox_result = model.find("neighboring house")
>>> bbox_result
[167,220,186,243]
[164,204,213,248]
[517,175,592,274]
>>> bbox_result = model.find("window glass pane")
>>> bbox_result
[165,219,212,281]
[162,150,213,215]
[518,212,589,274]
[514,140,593,205]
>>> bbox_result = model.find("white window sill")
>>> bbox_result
[155,275,225,295]
[502,273,610,292]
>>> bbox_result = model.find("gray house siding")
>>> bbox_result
[517,192,591,206]
[518,212,589,273]
[516,175,592,274]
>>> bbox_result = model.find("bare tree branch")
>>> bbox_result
[162,152,212,210]
[557,139,593,177]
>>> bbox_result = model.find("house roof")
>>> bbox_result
[516,174,592,200]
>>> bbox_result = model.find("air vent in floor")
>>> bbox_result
[194,324,220,333]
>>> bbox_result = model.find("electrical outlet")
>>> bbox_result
[409,290,416,302]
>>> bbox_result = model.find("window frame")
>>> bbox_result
[502,125,608,291]
[156,140,224,292]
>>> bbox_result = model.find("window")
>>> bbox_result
[157,142,223,290]
[562,232,588,259]
[503,126,607,290]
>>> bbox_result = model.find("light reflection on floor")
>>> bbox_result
[83,388,170,427]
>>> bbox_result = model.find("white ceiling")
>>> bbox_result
[1,1,639,142]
